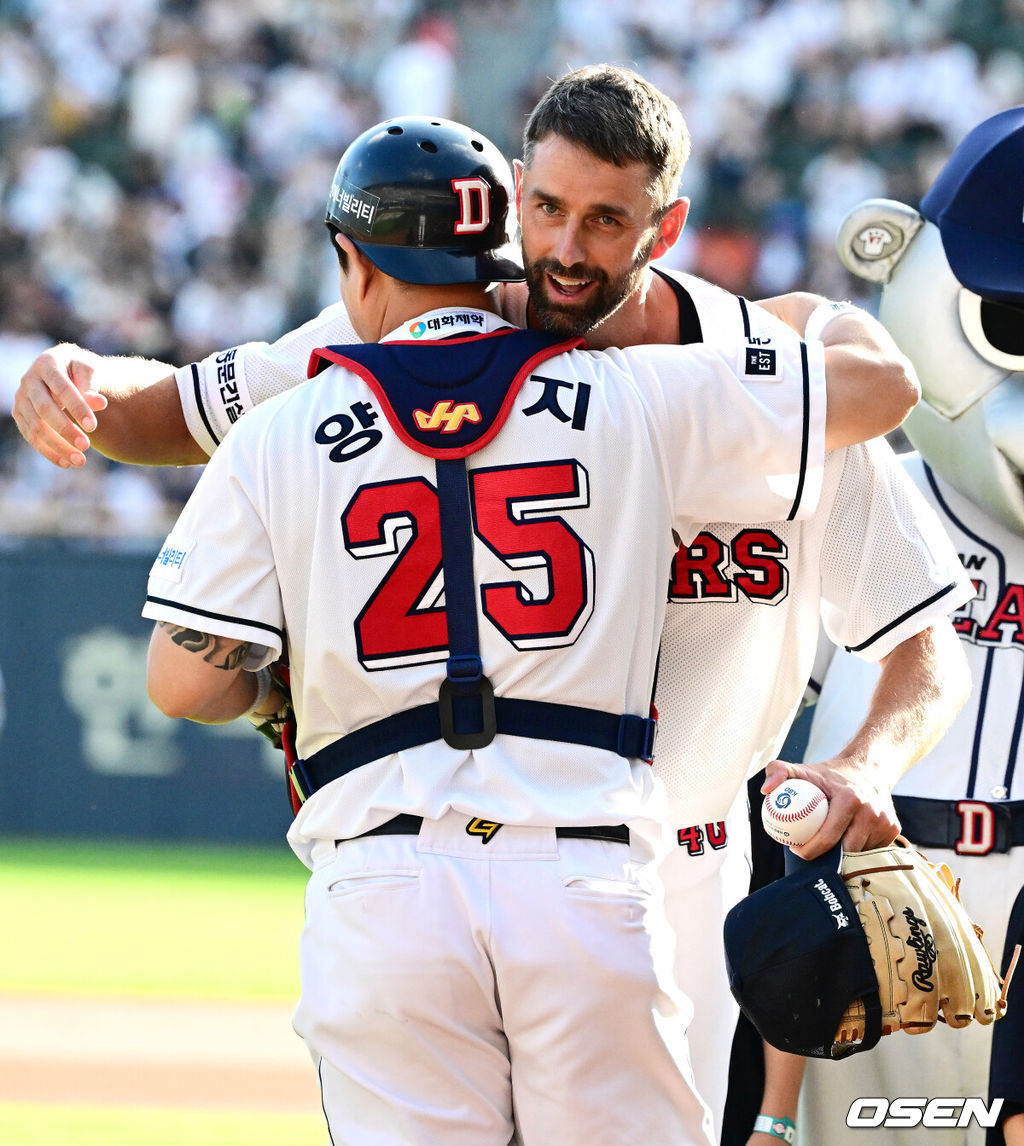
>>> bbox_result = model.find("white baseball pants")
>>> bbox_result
[293,810,715,1146]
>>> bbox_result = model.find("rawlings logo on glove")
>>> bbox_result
[834,837,1013,1046]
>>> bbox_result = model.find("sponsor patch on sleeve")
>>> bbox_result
[743,344,779,379]
[150,535,195,583]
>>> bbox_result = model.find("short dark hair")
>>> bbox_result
[522,65,691,216]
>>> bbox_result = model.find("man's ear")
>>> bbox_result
[334,231,375,300]
[513,158,524,221]
[650,198,690,261]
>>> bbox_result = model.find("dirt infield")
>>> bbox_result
[0,993,320,1112]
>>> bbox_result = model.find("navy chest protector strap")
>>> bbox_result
[291,330,657,805]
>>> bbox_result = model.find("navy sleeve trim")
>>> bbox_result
[651,267,703,344]
[191,362,221,449]
[738,296,752,340]
[786,341,812,521]
[844,582,960,654]
[146,595,284,641]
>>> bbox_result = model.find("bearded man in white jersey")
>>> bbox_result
[13,64,970,1145]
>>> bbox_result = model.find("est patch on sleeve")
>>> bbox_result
[150,535,195,583]
[743,344,780,379]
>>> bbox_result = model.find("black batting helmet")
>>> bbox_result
[325,116,523,286]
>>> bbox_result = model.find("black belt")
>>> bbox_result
[893,795,1024,854]
[337,814,630,846]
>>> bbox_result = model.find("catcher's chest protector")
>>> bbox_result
[310,328,582,459]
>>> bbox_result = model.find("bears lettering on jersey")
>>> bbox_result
[668,529,790,605]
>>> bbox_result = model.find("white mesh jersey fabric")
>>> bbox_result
[817,439,971,652]
[650,271,973,828]
[146,308,825,866]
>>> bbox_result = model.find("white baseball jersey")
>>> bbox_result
[150,306,825,866]
[649,277,974,831]
[172,275,973,1143]
[643,273,974,1139]
[153,305,824,1146]
[800,455,1024,1146]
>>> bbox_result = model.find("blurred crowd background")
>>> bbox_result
[1,0,1023,542]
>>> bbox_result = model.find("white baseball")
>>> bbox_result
[761,778,829,846]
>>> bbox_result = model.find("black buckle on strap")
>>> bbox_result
[439,673,496,750]
[619,714,657,764]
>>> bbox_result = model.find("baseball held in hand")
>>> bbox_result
[761,779,829,846]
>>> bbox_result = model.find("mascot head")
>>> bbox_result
[838,107,1024,535]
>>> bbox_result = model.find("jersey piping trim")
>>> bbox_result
[651,266,703,344]
[738,296,752,339]
[843,581,961,654]
[191,363,221,449]
[145,595,285,641]
[786,342,812,521]
[923,461,1012,798]
[314,333,583,460]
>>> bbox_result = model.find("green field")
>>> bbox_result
[0,837,307,999]
[0,837,323,1146]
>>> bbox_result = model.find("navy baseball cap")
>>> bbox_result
[723,844,882,1060]
[920,106,1024,304]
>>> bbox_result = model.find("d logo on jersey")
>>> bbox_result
[956,801,998,855]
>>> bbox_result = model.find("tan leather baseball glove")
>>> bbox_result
[835,836,1012,1046]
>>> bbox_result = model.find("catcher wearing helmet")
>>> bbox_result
[142,114,900,1146]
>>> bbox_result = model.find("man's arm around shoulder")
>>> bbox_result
[757,292,920,450]
[14,343,206,467]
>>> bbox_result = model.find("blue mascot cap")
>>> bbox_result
[920,105,1024,304]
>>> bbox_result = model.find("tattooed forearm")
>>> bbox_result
[157,622,252,670]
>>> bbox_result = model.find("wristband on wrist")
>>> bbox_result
[803,299,859,342]
[243,666,274,718]
[753,1114,796,1143]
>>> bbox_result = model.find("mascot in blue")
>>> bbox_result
[800,107,1024,1146]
